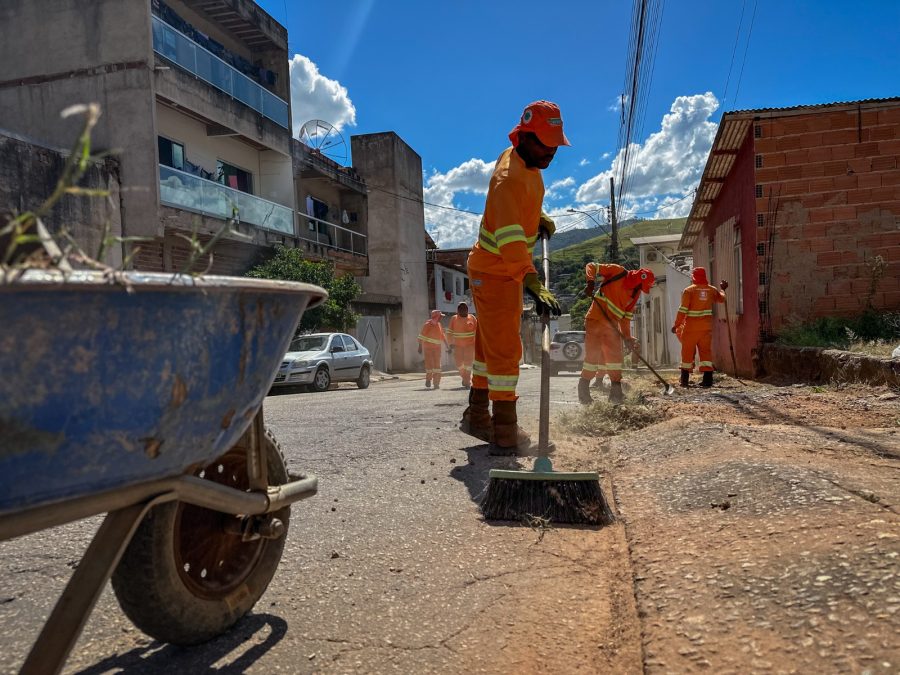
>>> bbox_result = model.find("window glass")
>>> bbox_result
[158,137,184,171]
[289,335,327,352]
[330,336,345,352]
[341,335,356,351]
[216,160,252,193]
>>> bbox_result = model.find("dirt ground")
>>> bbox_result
[551,373,900,673]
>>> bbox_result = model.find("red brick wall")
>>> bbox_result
[754,103,900,333]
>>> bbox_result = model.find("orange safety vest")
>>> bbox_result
[673,284,725,331]
[447,315,477,346]
[584,263,639,339]
[417,321,445,348]
[467,147,543,282]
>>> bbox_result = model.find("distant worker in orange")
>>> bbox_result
[459,100,566,453]
[672,266,727,388]
[418,310,450,389]
[579,263,655,405]
[447,302,477,389]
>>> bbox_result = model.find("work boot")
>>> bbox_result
[425,379,432,389]
[459,387,492,443]
[680,370,690,388]
[578,377,593,405]
[608,381,624,405]
[489,400,532,455]
[700,371,714,388]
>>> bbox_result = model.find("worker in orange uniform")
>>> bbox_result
[418,310,450,389]
[672,267,727,388]
[459,100,566,453]
[579,263,655,405]
[447,302,477,389]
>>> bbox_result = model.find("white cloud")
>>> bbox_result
[422,158,494,248]
[608,94,630,113]
[579,158,591,167]
[545,176,576,200]
[576,92,719,212]
[289,54,356,138]
[601,151,612,160]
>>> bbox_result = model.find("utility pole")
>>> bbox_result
[609,176,620,263]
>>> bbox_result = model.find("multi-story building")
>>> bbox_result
[0,0,297,274]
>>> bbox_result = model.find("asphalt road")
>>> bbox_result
[0,369,641,674]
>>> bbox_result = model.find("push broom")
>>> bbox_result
[480,233,615,526]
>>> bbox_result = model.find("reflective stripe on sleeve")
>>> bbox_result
[418,335,441,345]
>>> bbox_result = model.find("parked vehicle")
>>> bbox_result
[548,330,585,376]
[273,333,373,391]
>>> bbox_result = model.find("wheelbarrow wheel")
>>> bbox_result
[111,429,290,645]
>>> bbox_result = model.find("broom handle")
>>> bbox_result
[589,295,673,391]
[539,233,551,453]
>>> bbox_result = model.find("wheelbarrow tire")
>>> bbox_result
[111,429,290,645]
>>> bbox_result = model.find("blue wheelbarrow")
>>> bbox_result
[0,270,328,674]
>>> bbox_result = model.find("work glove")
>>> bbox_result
[582,280,596,298]
[538,212,556,239]
[447,345,454,353]
[670,326,677,334]
[523,272,561,317]
[625,337,640,355]
[720,280,729,290]
[417,344,422,354]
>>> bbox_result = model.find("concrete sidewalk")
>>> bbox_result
[608,416,900,672]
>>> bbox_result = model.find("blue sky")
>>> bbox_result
[257,0,900,247]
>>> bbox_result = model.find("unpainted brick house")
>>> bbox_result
[680,97,900,377]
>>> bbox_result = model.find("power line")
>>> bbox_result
[732,0,758,109]
[721,0,747,107]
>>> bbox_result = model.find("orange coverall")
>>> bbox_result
[448,314,478,387]
[468,147,543,401]
[673,271,725,373]
[581,263,641,383]
[417,319,446,386]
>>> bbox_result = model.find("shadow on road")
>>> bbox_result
[74,613,287,675]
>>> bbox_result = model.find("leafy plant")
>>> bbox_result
[246,245,360,332]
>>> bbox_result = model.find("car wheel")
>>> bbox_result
[312,366,331,392]
[356,365,371,389]
[563,342,582,361]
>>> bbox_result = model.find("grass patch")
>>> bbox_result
[558,392,664,437]
[776,310,900,352]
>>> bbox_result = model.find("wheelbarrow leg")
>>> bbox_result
[21,497,167,675]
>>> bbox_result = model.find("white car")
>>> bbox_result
[548,330,585,376]
[273,333,373,391]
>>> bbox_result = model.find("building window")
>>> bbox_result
[759,272,767,286]
[757,213,765,226]
[217,160,252,194]
[158,136,184,171]
[755,184,763,198]
[757,243,765,256]
[754,125,762,138]
[755,154,763,168]
[653,297,662,334]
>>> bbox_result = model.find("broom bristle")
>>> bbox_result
[480,477,615,525]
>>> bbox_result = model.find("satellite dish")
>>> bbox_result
[298,119,348,165]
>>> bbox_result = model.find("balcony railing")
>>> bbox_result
[159,164,294,235]
[151,15,289,129]
[298,214,367,257]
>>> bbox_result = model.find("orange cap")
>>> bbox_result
[509,100,571,148]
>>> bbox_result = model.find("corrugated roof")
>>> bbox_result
[630,234,684,245]
[679,95,900,248]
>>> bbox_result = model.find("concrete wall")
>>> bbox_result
[0,131,122,267]
[753,103,900,328]
[351,132,429,371]
[0,0,160,241]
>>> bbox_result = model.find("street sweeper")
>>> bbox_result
[579,262,655,405]
[459,100,566,453]
[671,266,727,388]
[417,310,450,389]
[447,302,477,389]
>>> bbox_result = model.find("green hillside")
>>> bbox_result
[546,217,687,308]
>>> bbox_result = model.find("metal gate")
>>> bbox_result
[357,316,386,372]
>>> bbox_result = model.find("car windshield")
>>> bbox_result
[553,332,585,343]
[289,335,328,352]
